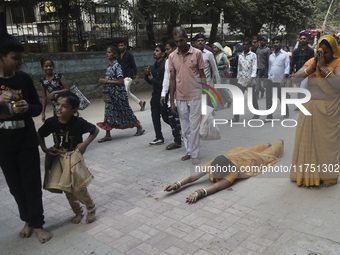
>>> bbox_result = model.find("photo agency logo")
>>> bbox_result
[198,82,312,128]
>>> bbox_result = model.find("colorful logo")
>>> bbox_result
[197,82,222,107]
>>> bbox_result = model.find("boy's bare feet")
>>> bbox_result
[34,228,53,244]
[71,213,84,224]
[19,222,33,238]
[86,208,96,224]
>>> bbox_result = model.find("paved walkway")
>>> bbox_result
[1,90,340,255]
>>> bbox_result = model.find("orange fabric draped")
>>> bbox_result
[204,141,284,185]
[290,35,340,186]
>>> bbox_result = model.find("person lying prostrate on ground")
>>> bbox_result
[164,140,284,204]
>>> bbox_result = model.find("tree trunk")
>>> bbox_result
[209,9,221,45]
[146,17,155,48]
[58,0,71,52]
[0,0,7,35]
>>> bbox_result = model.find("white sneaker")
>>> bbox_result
[149,139,164,146]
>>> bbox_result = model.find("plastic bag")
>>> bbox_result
[200,106,221,140]
[70,85,91,110]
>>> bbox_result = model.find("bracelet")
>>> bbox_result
[174,181,181,190]
[304,68,310,76]
[195,189,207,199]
[321,67,331,77]
[325,71,332,78]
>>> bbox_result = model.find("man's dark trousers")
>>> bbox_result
[151,92,169,140]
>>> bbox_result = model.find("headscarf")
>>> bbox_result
[315,35,340,96]
[315,35,340,78]
[213,42,225,53]
[213,42,229,65]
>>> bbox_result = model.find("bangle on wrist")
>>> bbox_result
[325,71,332,78]
[304,68,309,76]
[174,181,181,190]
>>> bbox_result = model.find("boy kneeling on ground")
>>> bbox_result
[37,91,99,224]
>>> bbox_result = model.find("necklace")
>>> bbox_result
[58,120,70,134]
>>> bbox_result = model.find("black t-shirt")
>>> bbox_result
[38,115,96,151]
[0,71,42,152]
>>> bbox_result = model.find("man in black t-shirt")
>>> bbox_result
[117,41,146,111]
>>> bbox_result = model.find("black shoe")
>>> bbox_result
[149,138,164,145]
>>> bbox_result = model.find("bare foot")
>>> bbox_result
[19,222,33,238]
[34,228,53,244]
[323,182,334,187]
[86,208,96,224]
[71,213,83,224]
[299,184,306,188]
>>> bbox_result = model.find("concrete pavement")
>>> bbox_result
[1,89,340,255]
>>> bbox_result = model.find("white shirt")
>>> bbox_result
[237,51,257,87]
[202,49,221,84]
[268,49,290,83]
[161,59,176,107]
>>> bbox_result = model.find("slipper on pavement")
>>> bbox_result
[98,137,112,143]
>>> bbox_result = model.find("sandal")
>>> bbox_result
[140,101,146,111]
[181,155,191,161]
[166,143,182,150]
[134,125,145,136]
[98,136,112,143]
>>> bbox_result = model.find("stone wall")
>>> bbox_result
[21,51,155,99]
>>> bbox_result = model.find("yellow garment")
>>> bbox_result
[291,35,340,186]
[44,148,94,193]
[224,46,232,57]
[205,141,284,184]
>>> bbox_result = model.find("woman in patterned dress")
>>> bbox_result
[40,58,69,122]
[97,46,145,142]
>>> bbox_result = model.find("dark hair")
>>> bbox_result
[272,36,282,43]
[40,57,54,68]
[0,34,24,56]
[243,37,252,44]
[283,45,290,52]
[173,26,187,38]
[300,33,308,38]
[191,34,197,42]
[252,35,258,41]
[117,40,126,45]
[165,39,176,48]
[107,45,119,54]
[155,44,165,52]
[319,39,332,51]
[211,155,234,177]
[196,34,206,41]
[57,91,80,109]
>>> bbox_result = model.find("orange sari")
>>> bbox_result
[290,35,340,186]
[203,141,284,184]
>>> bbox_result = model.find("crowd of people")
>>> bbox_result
[1,26,340,244]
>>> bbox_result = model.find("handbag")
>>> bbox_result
[222,68,232,79]
[102,84,111,103]
[69,85,91,110]
[200,106,221,140]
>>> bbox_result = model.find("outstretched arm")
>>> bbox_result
[186,179,232,204]
[164,171,207,192]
